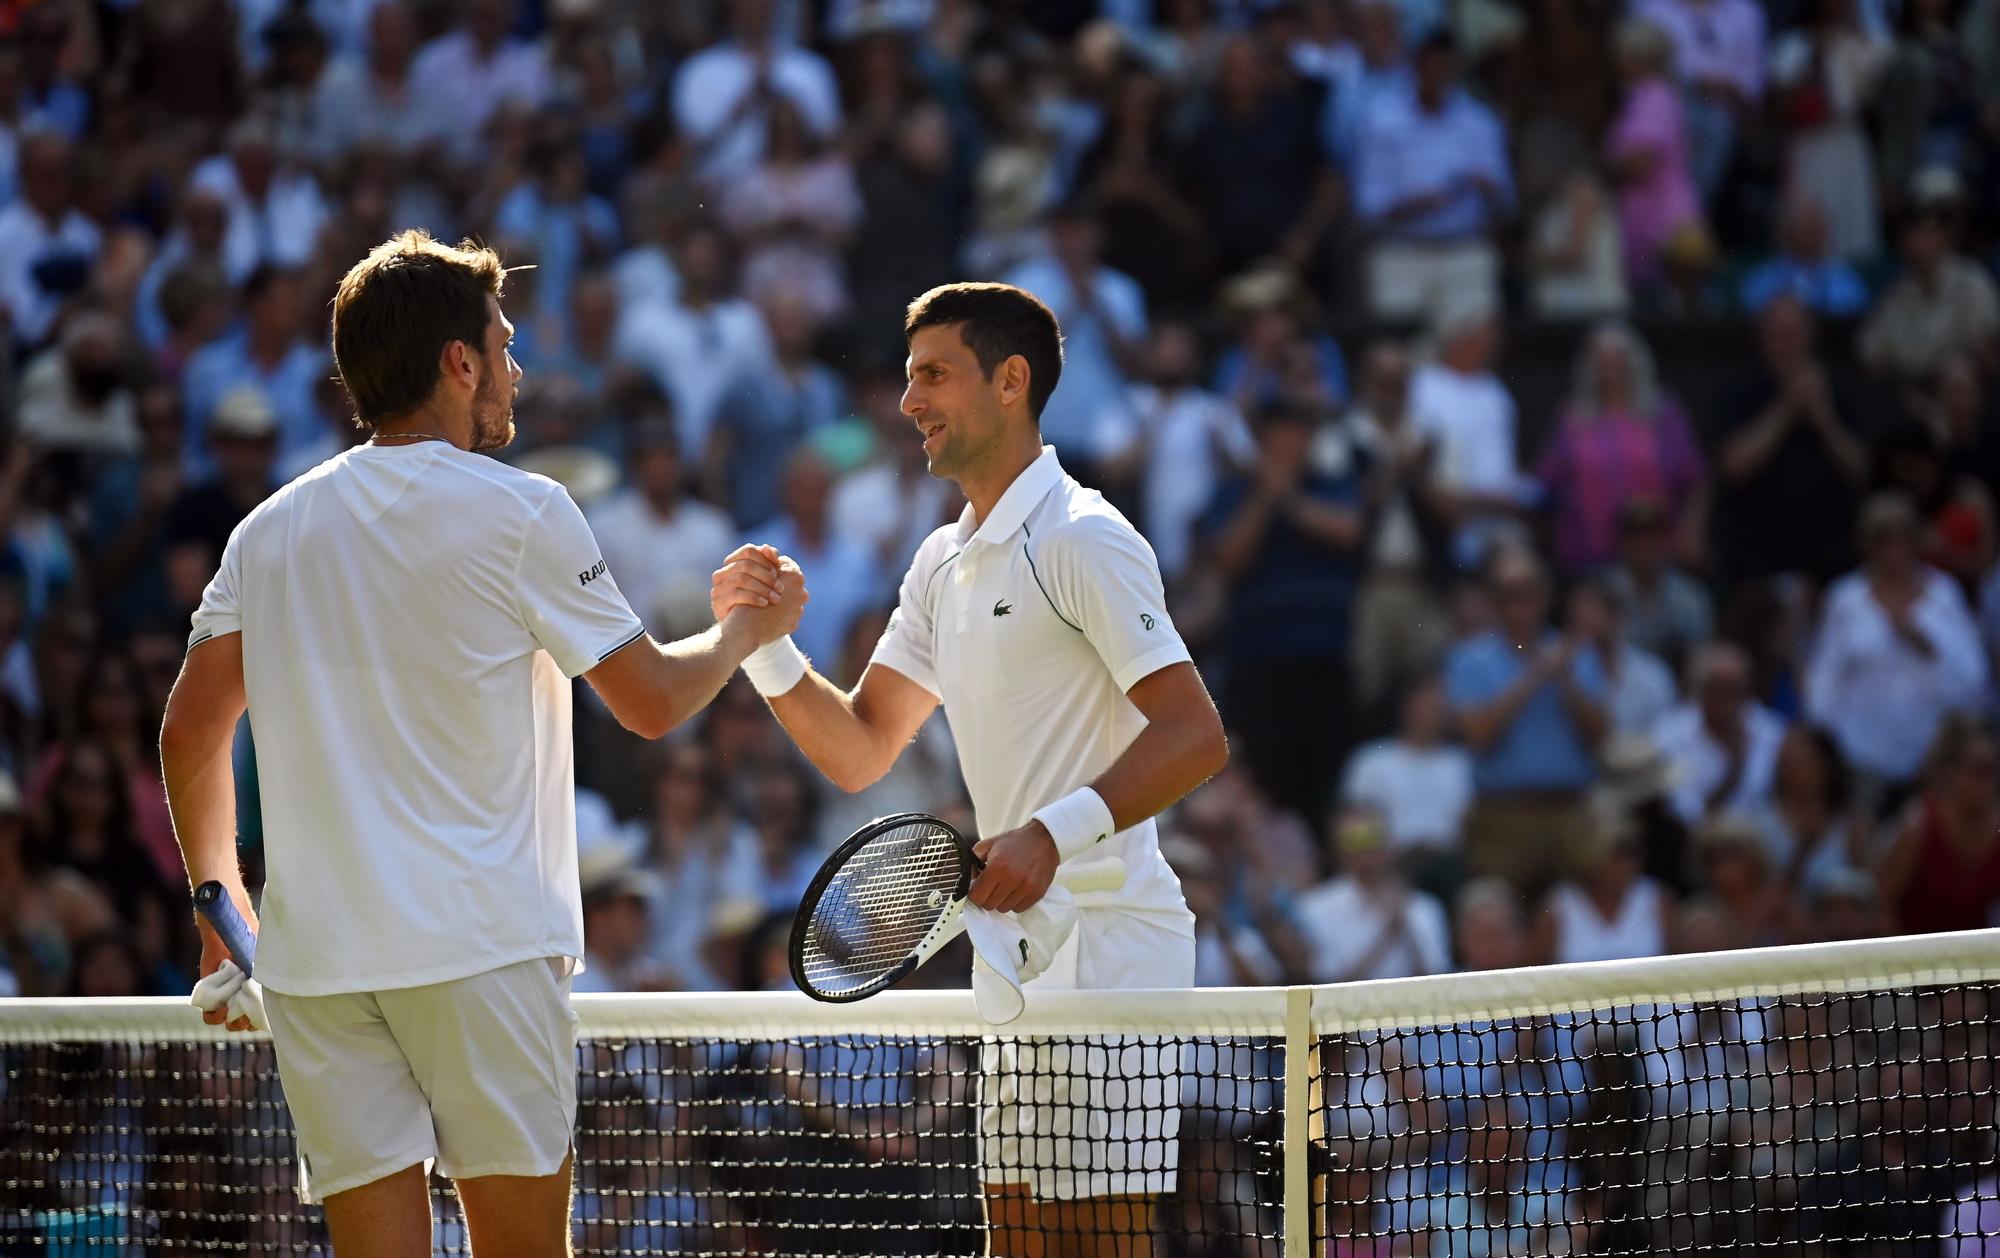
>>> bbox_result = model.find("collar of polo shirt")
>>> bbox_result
[957,446,1065,546]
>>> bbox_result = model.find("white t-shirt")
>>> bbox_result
[1340,740,1475,851]
[870,446,1195,922]
[1652,701,1787,825]
[1408,362,1519,498]
[189,443,646,996]
[1292,877,1451,982]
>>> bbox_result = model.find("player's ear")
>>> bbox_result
[439,339,476,392]
[996,354,1030,409]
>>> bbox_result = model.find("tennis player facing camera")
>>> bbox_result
[158,230,805,1258]
[713,282,1229,1256]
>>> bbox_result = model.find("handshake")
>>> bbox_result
[711,542,811,646]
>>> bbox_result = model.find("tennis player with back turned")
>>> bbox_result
[158,230,805,1258]
[712,282,1230,1257]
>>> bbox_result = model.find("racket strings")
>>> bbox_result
[800,822,965,996]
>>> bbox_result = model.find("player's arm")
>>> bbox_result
[971,662,1227,912]
[159,631,260,1015]
[585,581,805,740]
[713,543,940,791]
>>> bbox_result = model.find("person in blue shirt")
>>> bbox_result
[1445,543,1609,896]
[1201,401,1367,821]
[1738,198,1871,316]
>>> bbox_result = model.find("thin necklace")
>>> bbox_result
[373,432,452,446]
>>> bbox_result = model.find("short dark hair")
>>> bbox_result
[903,282,1064,422]
[332,230,506,427]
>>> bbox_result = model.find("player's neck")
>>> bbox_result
[960,432,1045,525]
[374,406,471,450]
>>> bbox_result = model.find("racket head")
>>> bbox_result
[789,812,977,1002]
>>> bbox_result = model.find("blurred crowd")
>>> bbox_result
[3,0,2000,1244]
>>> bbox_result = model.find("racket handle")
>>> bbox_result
[1054,859,1127,895]
[193,881,258,976]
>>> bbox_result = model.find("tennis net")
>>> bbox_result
[3,929,1997,1255]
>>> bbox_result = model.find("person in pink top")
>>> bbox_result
[1606,18,1706,287]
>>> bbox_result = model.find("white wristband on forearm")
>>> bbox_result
[742,636,808,697]
[1033,787,1117,861]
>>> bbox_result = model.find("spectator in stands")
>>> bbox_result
[1858,172,2000,379]
[1714,295,1870,582]
[1570,578,1677,736]
[747,760,826,910]
[1606,19,1705,290]
[309,2,430,159]
[0,771,76,997]
[712,294,845,530]
[744,447,881,669]
[719,96,863,322]
[160,385,278,614]
[179,266,328,478]
[1095,320,1255,585]
[1202,403,1365,821]
[1805,491,1987,794]
[1536,804,1671,963]
[1318,0,1412,168]
[493,138,620,332]
[572,845,668,994]
[36,737,165,926]
[1921,352,2000,501]
[185,117,329,284]
[636,741,760,992]
[410,0,552,162]
[587,421,736,639]
[1606,497,1713,672]
[847,101,962,349]
[1211,265,1350,420]
[33,651,178,890]
[1341,673,1474,892]
[1409,297,1525,568]
[1075,69,1211,309]
[1878,711,2000,933]
[1526,172,1629,320]
[1003,199,1148,462]
[1535,321,1705,576]
[1874,0,1982,206]
[1769,0,1888,261]
[828,366,958,583]
[1654,641,1787,826]
[1352,32,1513,318]
[1344,339,1451,713]
[1398,1094,1578,1257]
[1294,803,1452,982]
[1636,0,1765,205]
[1693,810,1788,947]
[1739,198,1871,316]
[1453,877,1529,970]
[1173,835,1287,987]
[616,220,776,459]
[672,0,842,182]
[1179,34,1342,284]
[1869,418,1996,592]
[135,189,230,354]
[1447,544,1608,893]
[0,130,101,351]
[14,312,139,460]
[1757,722,1865,891]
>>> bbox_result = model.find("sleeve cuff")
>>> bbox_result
[1111,643,1194,694]
[867,646,942,700]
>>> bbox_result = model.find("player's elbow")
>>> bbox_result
[1193,710,1230,784]
[613,698,680,741]
[824,756,891,795]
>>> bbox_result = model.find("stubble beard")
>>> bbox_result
[470,375,515,453]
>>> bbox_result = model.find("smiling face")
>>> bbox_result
[901,322,1016,483]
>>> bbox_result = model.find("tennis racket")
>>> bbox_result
[193,881,258,976]
[789,812,1126,1003]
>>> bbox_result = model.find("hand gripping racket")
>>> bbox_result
[193,880,258,976]
[789,812,1126,1003]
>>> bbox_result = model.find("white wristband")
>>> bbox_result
[1032,787,1117,862]
[742,635,808,697]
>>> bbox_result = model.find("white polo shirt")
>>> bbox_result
[189,443,646,996]
[870,447,1195,921]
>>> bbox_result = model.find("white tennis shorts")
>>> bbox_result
[264,957,579,1203]
[979,910,1197,1201]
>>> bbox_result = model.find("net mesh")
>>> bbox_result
[3,933,1998,1256]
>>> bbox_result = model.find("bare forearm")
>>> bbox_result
[1720,405,1793,483]
[1559,682,1609,746]
[162,727,242,894]
[765,669,908,793]
[1458,672,1548,751]
[650,623,761,731]
[1213,491,1279,577]
[1086,707,1228,835]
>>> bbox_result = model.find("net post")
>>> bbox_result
[1282,984,1312,1258]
